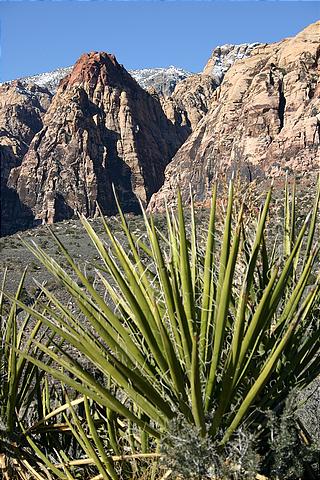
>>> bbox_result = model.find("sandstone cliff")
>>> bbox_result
[8,52,189,225]
[149,21,320,210]
[162,74,218,131]
[203,43,262,84]
[1,24,319,232]
[0,81,52,184]
[0,82,52,234]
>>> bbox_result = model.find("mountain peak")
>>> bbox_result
[60,51,134,92]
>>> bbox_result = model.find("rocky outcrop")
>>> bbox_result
[203,43,262,84]
[161,74,218,131]
[0,82,52,235]
[1,23,319,232]
[8,52,189,225]
[149,22,320,210]
[0,81,52,183]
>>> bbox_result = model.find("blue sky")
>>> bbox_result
[0,1,319,82]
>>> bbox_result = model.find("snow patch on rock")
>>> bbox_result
[203,43,262,85]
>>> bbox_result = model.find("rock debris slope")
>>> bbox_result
[149,21,320,210]
[8,52,189,225]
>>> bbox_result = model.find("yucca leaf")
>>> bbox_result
[205,206,242,410]
[20,422,67,479]
[84,396,118,479]
[200,185,217,366]
[190,335,205,434]
[177,189,196,337]
[221,294,310,445]
[302,174,320,269]
[17,344,160,438]
[5,268,28,433]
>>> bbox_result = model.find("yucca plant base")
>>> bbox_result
[1,179,320,479]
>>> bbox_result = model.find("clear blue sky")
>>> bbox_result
[0,1,319,82]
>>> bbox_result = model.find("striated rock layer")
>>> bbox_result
[0,82,52,234]
[8,52,190,225]
[0,81,52,184]
[149,21,320,211]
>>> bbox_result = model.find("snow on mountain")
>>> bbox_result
[1,43,259,97]
[203,43,262,84]
[12,67,73,94]
[130,66,193,96]
[1,65,192,97]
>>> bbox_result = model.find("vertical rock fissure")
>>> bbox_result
[278,80,286,132]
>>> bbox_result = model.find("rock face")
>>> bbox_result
[8,52,189,225]
[0,81,52,182]
[162,74,218,131]
[203,43,262,84]
[1,22,319,233]
[0,82,52,235]
[149,21,320,210]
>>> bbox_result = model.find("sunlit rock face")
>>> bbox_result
[149,21,320,211]
[1,22,319,232]
[203,42,263,84]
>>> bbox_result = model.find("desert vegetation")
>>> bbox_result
[0,178,319,480]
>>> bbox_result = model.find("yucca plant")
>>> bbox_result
[7,178,320,478]
[0,270,89,479]
[0,269,55,478]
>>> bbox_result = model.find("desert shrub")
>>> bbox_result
[263,392,320,479]
[161,414,260,479]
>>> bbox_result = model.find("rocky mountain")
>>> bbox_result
[203,43,262,84]
[1,62,222,234]
[0,81,52,233]
[4,65,192,97]
[1,23,318,235]
[130,66,192,96]
[6,52,190,228]
[149,21,320,210]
